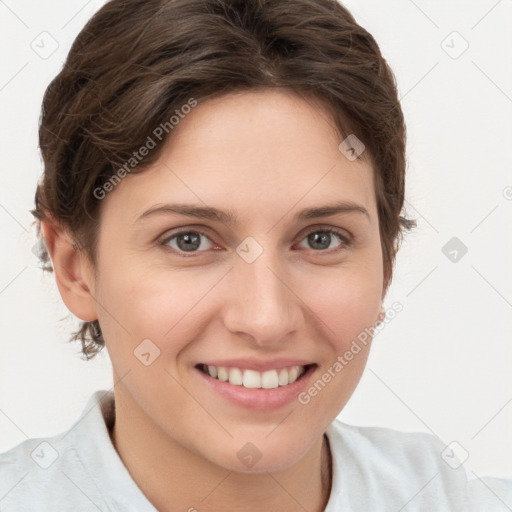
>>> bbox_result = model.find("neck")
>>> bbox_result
[109,388,332,512]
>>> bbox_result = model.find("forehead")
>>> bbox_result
[105,89,377,226]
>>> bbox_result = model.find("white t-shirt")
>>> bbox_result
[1,390,511,511]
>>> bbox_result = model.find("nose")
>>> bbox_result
[222,246,303,347]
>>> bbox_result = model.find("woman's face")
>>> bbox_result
[90,89,384,472]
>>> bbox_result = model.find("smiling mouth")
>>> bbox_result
[196,364,314,389]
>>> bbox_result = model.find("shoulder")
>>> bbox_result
[328,419,449,469]
[325,419,512,511]
[0,390,156,512]
[0,390,115,511]
[0,431,108,511]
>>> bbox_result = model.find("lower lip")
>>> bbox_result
[195,365,316,411]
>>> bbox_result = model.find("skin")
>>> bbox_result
[42,88,386,511]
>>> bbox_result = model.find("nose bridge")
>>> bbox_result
[223,239,301,343]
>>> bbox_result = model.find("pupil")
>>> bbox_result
[178,233,200,252]
[309,232,330,250]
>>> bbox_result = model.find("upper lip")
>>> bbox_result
[198,358,315,372]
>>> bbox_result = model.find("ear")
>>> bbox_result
[40,219,97,322]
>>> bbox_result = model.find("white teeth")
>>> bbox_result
[278,368,289,386]
[288,366,299,384]
[261,370,279,389]
[242,369,261,389]
[228,368,243,386]
[217,367,229,382]
[202,364,306,389]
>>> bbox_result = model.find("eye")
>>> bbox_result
[297,228,349,252]
[161,230,215,254]
[159,227,351,256]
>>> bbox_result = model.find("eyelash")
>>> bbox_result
[158,226,352,257]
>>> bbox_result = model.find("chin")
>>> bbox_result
[204,436,316,475]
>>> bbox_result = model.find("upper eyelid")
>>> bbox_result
[159,227,214,244]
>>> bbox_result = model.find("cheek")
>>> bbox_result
[95,265,220,362]
[301,259,383,349]
[293,270,382,425]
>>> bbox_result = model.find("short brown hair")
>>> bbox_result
[32,0,414,359]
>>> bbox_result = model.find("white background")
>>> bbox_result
[1,0,511,480]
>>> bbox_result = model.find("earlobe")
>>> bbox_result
[40,220,98,322]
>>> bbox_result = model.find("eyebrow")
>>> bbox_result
[135,200,370,225]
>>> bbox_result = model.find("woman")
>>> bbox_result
[1,0,510,510]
